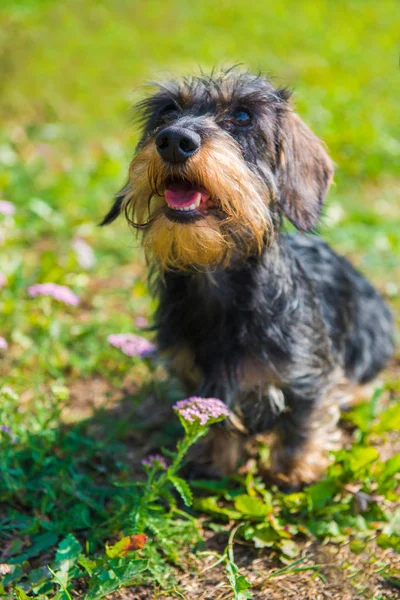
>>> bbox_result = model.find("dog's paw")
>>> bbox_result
[264,441,331,491]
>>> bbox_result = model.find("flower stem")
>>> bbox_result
[134,427,209,533]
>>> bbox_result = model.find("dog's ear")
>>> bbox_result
[276,111,333,231]
[100,183,131,226]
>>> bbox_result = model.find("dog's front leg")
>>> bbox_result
[268,389,342,489]
[184,423,244,478]
[182,377,247,478]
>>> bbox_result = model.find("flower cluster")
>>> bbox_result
[0,337,8,351]
[141,454,168,470]
[107,333,156,358]
[173,396,230,426]
[0,200,15,216]
[28,283,79,306]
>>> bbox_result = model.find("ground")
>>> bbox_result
[0,1,399,599]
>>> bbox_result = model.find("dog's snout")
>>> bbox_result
[155,127,201,164]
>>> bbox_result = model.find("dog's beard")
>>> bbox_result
[123,126,275,270]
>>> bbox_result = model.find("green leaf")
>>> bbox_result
[55,534,82,563]
[347,446,379,474]
[112,559,149,585]
[226,560,252,599]
[194,497,242,520]
[246,524,280,548]
[380,454,400,479]
[376,534,400,552]
[282,491,307,511]
[373,403,400,433]
[84,575,119,600]
[50,560,71,592]
[85,560,148,600]
[169,475,193,507]
[15,588,30,600]
[106,535,147,558]
[383,508,400,536]
[14,532,59,563]
[307,480,338,511]
[233,494,269,518]
[307,519,342,540]
[78,555,97,576]
[342,386,382,430]
[349,539,367,554]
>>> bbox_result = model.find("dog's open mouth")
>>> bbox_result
[164,181,213,222]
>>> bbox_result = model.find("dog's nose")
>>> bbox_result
[155,127,201,163]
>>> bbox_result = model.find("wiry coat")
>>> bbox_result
[103,69,394,487]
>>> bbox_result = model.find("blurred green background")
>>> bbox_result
[0,3,399,597]
[1,0,399,173]
[1,0,399,270]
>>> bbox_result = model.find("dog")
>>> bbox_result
[102,68,394,488]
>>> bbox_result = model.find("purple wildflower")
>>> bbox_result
[0,425,17,443]
[173,397,230,426]
[0,200,15,216]
[135,316,148,328]
[141,454,168,470]
[72,238,96,269]
[28,283,79,306]
[107,333,156,358]
[0,337,8,351]
[0,273,6,288]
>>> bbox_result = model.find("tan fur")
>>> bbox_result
[238,356,281,392]
[144,213,231,270]
[188,427,245,476]
[267,435,335,487]
[267,374,349,487]
[164,345,202,391]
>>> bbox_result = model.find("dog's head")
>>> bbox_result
[103,69,333,270]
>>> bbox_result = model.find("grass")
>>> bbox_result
[0,1,399,598]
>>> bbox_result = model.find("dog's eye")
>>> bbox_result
[159,104,179,120]
[232,110,251,127]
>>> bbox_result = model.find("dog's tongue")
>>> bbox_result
[165,182,206,208]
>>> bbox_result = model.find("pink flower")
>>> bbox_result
[0,273,6,288]
[135,316,148,328]
[28,283,79,306]
[0,425,17,443]
[72,238,96,269]
[173,397,230,426]
[141,454,168,470]
[107,333,156,358]
[0,201,15,216]
[0,337,8,351]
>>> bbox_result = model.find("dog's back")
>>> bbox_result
[286,233,394,384]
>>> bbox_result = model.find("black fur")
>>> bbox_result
[100,184,129,226]
[153,234,394,433]
[103,69,395,482]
